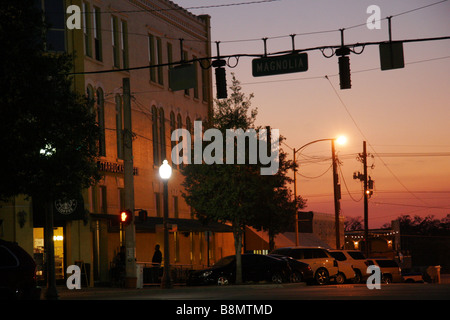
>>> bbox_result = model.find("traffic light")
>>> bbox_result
[212,59,227,99]
[338,55,351,90]
[120,209,132,226]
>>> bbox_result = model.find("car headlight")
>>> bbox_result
[202,271,213,278]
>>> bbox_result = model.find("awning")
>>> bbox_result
[91,214,234,233]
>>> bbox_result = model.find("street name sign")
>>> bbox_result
[252,53,308,77]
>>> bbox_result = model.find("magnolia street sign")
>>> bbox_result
[252,53,308,77]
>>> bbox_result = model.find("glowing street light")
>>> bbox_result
[159,160,172,180]
[336,136,347,145]
[292,136,347,248]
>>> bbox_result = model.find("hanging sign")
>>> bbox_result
[252,53,308,77]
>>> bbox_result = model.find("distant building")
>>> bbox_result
[0,0,235,287]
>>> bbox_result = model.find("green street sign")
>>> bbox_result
[252,53,308,77]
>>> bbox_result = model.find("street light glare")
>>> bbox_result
[336,136,347,145]
[159,159,172,180]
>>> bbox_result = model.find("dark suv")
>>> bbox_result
[0,239,41,300]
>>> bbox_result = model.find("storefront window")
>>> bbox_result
[33,227,65,281]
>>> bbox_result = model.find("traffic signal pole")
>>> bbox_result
[123,78,137,288]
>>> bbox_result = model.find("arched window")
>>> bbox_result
[115,94,123,159]
[159,108,166,162]
[152,106,159,165]
[186,116,192,135]
[170,111,176,168]
[97,88,106,156]
[86,85,95,113]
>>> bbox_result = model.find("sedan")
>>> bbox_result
[269,254,314,284]
[0,239,41,300]
[187,253,290,286]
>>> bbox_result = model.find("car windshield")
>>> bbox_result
[329,252,346,261]
[213,256,235,267]
[376,260,399,268]
[347,251,366,260]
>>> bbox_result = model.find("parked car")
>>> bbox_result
[187,253,290,286]
[327,250,356,284]
[269,254,314,284]
[327,250,369,283]
[367,258,403,283]
[270,247,339,285]
[0,239,41,300]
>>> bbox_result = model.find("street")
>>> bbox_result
[57,281,450,300]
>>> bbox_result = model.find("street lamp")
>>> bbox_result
[292,136,346,248]
[159,160,172,289]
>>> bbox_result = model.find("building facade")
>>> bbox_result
[0,0,235,287]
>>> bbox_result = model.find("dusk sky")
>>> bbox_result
[174,0,450,228]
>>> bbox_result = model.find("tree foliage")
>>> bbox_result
[0,0,101,201]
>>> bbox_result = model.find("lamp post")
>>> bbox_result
[159,159,172,289]
[292,137,346,248]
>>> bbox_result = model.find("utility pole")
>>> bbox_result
[353,141,372,258]
[123,77,137,288]
[293,148,299,246]
[363,141,369,258]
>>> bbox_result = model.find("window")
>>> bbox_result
[41,0,66,52]
[291,249,304,260]
[0,246,19,267]
[148,35,163,84]
[148,35,156,82]
[173,196,179,218]
[156,37,163,85]
[167,43,173,85]
[312,249,328,258]
[121,20,128,69]
[100,186,107,214]
[111,16,120,67]
[118,188,125,210]
[170,112,176,168]
[193,55,199,99]
[159,108,166,161]
[83,2,92,57]
[115,94,123,159]
[154,192,161,217]
[348,251,366,260]
[152,106,159,165]
[97,88,106,156]
[177,114,183,168]
[86,85,95,113]
[329,251,346,261]
[183,51,189,95]
[93,6,102,61]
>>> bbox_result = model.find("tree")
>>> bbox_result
[250,139,306,250]
[0,0,101,201]
[345,216,364,231]
[182,74,304,282]
[0,0,101,299]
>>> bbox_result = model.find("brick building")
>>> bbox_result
[0,0,235,287]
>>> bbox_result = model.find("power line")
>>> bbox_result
[324,74,433,209]
[68,36,450,75]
